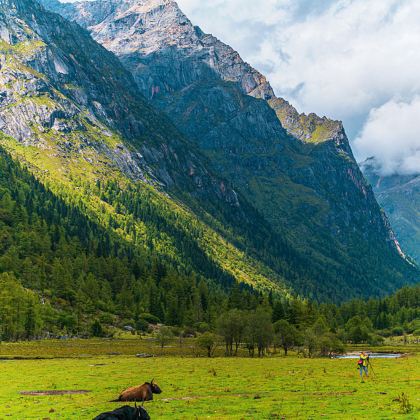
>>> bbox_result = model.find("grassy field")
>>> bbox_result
[0,340,418,419]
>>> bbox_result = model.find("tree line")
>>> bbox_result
[136,283,420,358]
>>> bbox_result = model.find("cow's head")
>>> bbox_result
[150,379,162,394]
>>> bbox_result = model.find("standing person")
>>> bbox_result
[358,351,369,382]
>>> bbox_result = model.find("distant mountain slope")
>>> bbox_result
[362,159,419,264]
[41,0,419,299]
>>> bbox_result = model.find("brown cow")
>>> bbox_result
[112,380,162,404]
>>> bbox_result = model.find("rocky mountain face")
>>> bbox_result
[41,0,419,298]
[1,0,305,296]
[0,0,241,196]
[362,159,420,264]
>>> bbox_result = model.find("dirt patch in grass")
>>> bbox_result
[311,390,357,396]
[20,390,91,396]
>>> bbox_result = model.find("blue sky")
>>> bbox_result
[60,0,420,176]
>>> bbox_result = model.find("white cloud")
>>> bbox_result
[354,97,420,175]
[178,0,420,174]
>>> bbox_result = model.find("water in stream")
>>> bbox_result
[334,353,402,359]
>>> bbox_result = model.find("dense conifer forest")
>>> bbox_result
[0,149,418,348]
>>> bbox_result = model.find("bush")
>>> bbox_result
[368,334,385,346]
[183,326,196,337]
[391,326,404,336]
[408,319,420,333]
[169,326,183,336]
[156,326,174,348]
[99,313,114,325]
[140,313,161,325]
[345,316,373,343]
[378,328,392,337]
[196,322,210,333]
[196,332,219,357]
[318,333,345,356]
[395,393,413,414]
[91,320,105,337]
[135,319,149,333]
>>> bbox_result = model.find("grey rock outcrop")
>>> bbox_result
[0,0,243,204]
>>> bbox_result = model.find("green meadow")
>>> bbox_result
[0,340,418,419]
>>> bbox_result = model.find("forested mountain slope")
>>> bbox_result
[41,0,419,299]
[0,0,364,304]
[0,0,298,296]
[0,149,265,338]
[2,145,418,341]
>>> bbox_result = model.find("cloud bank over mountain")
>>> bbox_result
[178,0,420,175]
[354,97,420,176]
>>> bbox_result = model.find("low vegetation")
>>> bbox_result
[0,342,418,419]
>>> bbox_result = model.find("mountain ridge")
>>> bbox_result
[1,0,418,302]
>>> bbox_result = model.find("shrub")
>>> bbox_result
[378,328,392,337]
[91,320,105,337]
[99,313,114,325]
[196,322,210,333]
[183,326,196,337]
[135,319,149,332]
[140,313,161,325]
[391,326,404,336]
[156,326,174,348]
[318,333,345,356]
[196,332,219,357]
[395,393,413,414]
[368,334,384,346]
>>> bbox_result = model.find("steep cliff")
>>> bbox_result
[362,159,420,264]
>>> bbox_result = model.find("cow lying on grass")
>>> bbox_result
[93,405,150,420]
[112,380,162,404]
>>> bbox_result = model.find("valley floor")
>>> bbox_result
[0,341,418,419]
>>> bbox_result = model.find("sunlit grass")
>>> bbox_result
[0,340,418,419]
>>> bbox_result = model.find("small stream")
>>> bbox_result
[334,353,402,359]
